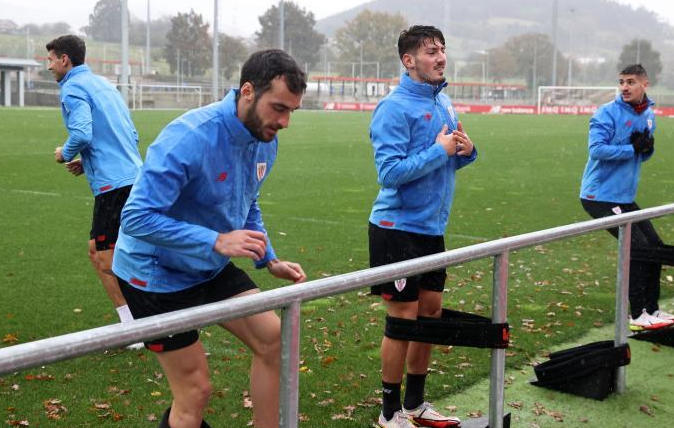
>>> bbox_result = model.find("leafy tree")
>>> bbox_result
[618,39,662,85]
[19,22,71,36]
[219,34,248,80]
[255,1,326,68]
[82,0,126,43]
[487,33,569,88]
[163,10,212,77]
[334,10,407,79]
[129,16,172,48]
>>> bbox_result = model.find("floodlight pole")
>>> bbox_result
[551,0,558,86]
[278,0,285,50]
[212,0,219,101]
[121,0,129,104]
[443,0,451,41]
[146,0,151,75]
[567,8,574,86]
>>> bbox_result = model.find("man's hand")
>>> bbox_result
[54,146,65,163]
[267,259,307,283]
[213,230,267,261]
[435,121,473,156]
[630,130,654,154]
[453,121,474,156]
[65,159,83,176]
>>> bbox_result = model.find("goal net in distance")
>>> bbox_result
[537,86,618,115]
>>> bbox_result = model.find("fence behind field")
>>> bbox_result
[1,204,674,428]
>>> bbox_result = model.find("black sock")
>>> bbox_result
[158,407,211,428]
[158,407,171,428]
[403,372,427,410]
[382,381,402,420]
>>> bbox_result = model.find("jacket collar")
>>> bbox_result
[221,89,269,145]
[614,93,654,111]
[399,72,447,98]
[58,64,90,87]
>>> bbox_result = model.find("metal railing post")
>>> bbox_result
[614,223,631,393]
[279,300,301,428]
[489,251,508,428]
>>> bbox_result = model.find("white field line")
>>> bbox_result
[3,188,90,201]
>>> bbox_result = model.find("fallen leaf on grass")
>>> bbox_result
[24,373,54,381]
[508,401,523,410]
[317,398,334,406]
[321,356,337,367]
[44,398,67,420]
[7,420,29,426]
[640,405,654,417]
[3,333,19,344]
[242,390,253,408]
[467,410,483,418]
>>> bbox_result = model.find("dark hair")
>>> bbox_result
[239,49,307,96]
[620,64,648,78]
[398,25,445,60]
[46,35,86,67]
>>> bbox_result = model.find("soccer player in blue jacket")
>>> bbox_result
[580,64,673,331]
[47,35,143,343]
[112,50,307,428]
[369,26,476,428]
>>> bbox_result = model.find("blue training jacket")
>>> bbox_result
[58,64,141,196]
[112,90,278,293]
[580,94,656,203]
[369,73,477,236]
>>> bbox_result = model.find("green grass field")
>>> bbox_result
[0,108,673,427]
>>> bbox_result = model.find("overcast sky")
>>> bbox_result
[1,0,673,38]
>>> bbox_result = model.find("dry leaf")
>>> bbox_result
[639,405,654,417]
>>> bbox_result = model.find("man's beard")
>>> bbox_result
[242,97,275,142]
[417,68,446,85]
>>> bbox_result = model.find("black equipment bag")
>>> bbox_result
[531,340,631,400]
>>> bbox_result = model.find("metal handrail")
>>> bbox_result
[1,203,673,428]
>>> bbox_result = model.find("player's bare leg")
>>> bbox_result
[88,240,126,307]
[155,341,212,428]
[221,289,281,428]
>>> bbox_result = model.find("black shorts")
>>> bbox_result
[90,185,132,251]
[369,222,447,302]
[118,262,258,352]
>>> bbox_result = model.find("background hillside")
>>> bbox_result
[317,0,674,62]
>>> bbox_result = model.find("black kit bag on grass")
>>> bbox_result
[530,340,631,400]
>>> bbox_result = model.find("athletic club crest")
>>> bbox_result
[394,278,407,292]
[647,119,653,129]
[256,162,267,181]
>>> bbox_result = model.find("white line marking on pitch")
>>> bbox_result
[4,188,90,200]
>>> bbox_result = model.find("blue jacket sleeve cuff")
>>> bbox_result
[254,237,277,269]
